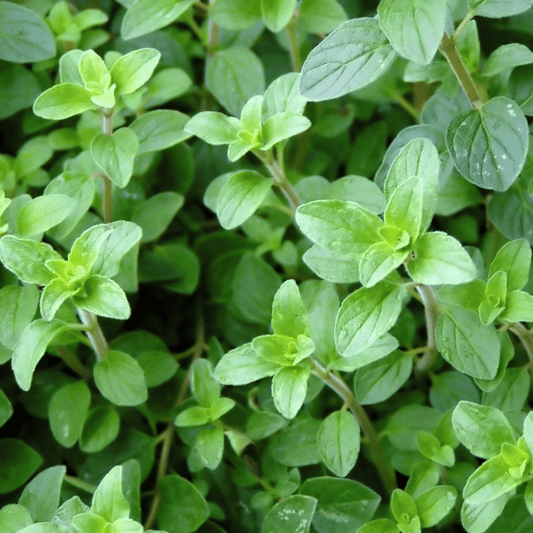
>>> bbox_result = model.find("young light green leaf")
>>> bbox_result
[416,486,457,528]
[17,194,75,238]
[33,84,94,120]
[317,410,360,477]
[79,50,110,95]
[74,275,130,319]
[191,359,220,408]
[0,236,61,285]
[272,280,310,338]
[94,350,148,406]
[262,73,307,120]
[12,319,71,391]
[262,112,311,150]
[391,489,421,533]
[210,0,262,30]
[302,245,360,284]
[261,0,296,32]
[355,350,413,405]
[461,493,513,533]
[436,308,500,380]
[0,439,42,495]
[300,18,397,101]
[206,47,265,117]
[295,199,383,259]
[0,3,56,63]
[214,343,280,385]
[196,426,224,470]
[378,0,447,65]
[407,232,478,285]
[216,171,273,229]
[272,365,310,419]
[489,238,531,291]
[335,282,406,357]
[40,278,79,322]
[91,128,139,188]
[482,44,533,77]
[48,381,90,448]
[131,110,191,154]
[359,242,409,288]
[121,0,195,39]
[92,466,130,523]
[469,0,533,18]
[184,112,240,145]
[446,96,529,191]
[261,495,317,533]
[110,48,161,95]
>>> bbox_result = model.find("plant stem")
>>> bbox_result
[207,0,219,57]
[78,309,108,361]
[63,475,96,493]
[383,87,419,121]
[453,10,475,40]
[310,359,397,496]
[509,322,533,365]
[101,108,114,223]
[253,150,302,213]
[286,11,302,72]
[414,284,439,374]
[439,32,484,109]
[55,345,92,379]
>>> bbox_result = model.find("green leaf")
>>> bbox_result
[300,18,397,101]
[416,431,455,466]
[261,495,317,533]
[92,466,130,523]
[185,112,240,145]
[131,110,191,154]
[79,50,111,97]
[461,493,513,533]
[335,282,406,357]
[72,512,107,533]
[33,83,94,120]
[253,334,315,366]
[110,48,161,95]
[121,0,196,39]
[196,426,224,470]
[91,128,139,188]
[482,44,533,77]
[0,285,39,350]
[0,64,41,120]
[416,486,457,528]
[354,350,413,405]
[131,192,184,243]
[469,0,533,18]
[0,3,56,62]
[446,96,529,191]
[391,489,421,533]
[210,0,262,30]
[0,439,42,495]
[216,171,272,229]
[299,477,380,533]
[272,365,310,419]
[12,319,72,391]
[69,224,113,271]
[317,411,360,477]
[94,351,148,406]
[436,307,501,380]
[463,453,527,504]
[407,232,478,285]
[191,359,220,408]
[18,466,65,522]
[295,199,383,259]
[378,0,446,65]
[509,65,533,116]
[80,406,121,453]
[299,0,347,34]
[489,239,531,291]
[74,275,130,320]
[17,194,75,238]
[214,343,280,385]
[206,47,265,117]
[452,401,516,460]
[0,388,12,428]
[157,475,209,533]
[262,112,311,150]
[356,519,400,533]
[262,73,307,120]
[175,405,211,427]
[48,381,91,447]
[261,0,296,32]
[272,279,310,338]
[271,418,322,466]
[302,245,360,284]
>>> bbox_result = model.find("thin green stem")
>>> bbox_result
[382,86,419,121]
[439,32,484,109]
[453,10,476,40]
[101,108,114,223]
[285,11,302,72]
[253,150,302,213]
[63,475,96,493]
[78,309,108,361]
[55,345,92,379]
[414,284,439,375]
[509,322,533,365]
[310,359,397,496]
[207,0,219,57]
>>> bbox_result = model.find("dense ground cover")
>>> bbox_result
[1,0,533,532]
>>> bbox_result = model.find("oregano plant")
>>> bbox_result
[1,0,533,532]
